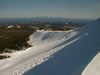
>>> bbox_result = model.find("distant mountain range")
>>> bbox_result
[0,17,94,24]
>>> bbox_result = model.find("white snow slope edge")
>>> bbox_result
[0,18,100,75]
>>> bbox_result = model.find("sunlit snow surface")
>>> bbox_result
[0,30,77,75]
[0,19,100,75]
[82,52,100,75]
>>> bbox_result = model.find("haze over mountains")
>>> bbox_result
[0,17,94,24]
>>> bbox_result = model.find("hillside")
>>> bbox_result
[24,19,100,75]
[0,18,100,75]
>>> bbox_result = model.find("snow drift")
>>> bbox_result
[0,18,100,75]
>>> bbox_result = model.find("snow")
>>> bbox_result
[82,19,100,75]
[0,18,100,75]
[6,25,21,29]
[16,25,21,28]
[82,52,100,75]
[0,30,76,75]
[24,18,100,75]
[7,25,14,28]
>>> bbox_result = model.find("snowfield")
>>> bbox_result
[0,18,100,75]
[7,25,14,28]
[82,52,100,75]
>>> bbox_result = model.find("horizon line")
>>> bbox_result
[0,17,96,20]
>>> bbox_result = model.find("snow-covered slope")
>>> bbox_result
[82,52,100,75]
[0,18,100,75]
[0,30,76,75]
[23,19,100,75]
[82,19,100,75]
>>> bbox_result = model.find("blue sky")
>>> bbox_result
[0,0,100,19]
